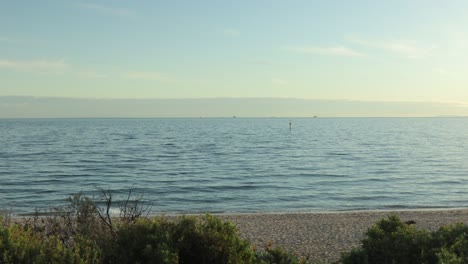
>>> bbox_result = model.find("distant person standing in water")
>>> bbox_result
[289,120,292,130]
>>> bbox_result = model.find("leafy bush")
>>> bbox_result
[339,214,468,264]
[255,241,310,264]
[431,223,468,264]
[362,214,430,264]
[8,194,468,264]
[173,214,256,264]
[0,191,310,264]
[0,220,101,264]
[104,217,178,264]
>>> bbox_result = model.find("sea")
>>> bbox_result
[1,117,468,215]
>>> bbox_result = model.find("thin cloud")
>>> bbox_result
[0,37,43,45]
[80,71,108,78]
[223,29,240,37]
[431,67,456,76]
[347,36,435,58]
[0,37,21,44]
[0,59,68,72]
[446,30,468,49]
[432,67,447,74]
[125,71,171,81]
[287,46,362,57]
[254,60,272,65]
[77,2,136,18]
[271,78,288,85]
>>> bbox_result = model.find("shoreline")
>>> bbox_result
[15,206,468,217]
[211,206,468,216]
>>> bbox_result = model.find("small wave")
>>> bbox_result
[33,179,67,184]
[326,152,349,156]
[297,173,348,178]
[9,152,49,157]
[155,154,180,158]
[434,180,463,184]
[209,185,257,191]
[383,205,411,209]
[78,159,104,164]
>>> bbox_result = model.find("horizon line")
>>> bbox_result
[2,116,467,120]
[1,95,466,106]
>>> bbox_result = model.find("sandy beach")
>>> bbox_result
[217,209,468,262]
[8,208,468,262]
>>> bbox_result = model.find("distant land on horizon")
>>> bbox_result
[1,96,467,118]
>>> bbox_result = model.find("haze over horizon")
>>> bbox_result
[2,1,468,117]
[2,96,468,118]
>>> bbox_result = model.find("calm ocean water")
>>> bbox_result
[1,118,468,215]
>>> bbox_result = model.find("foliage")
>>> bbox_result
[7,194,468,264]
[338,214,468,264]
[173,214,256,264]
[0,220,101,264]
[431,223,468,264]
[103,217,178,264]
[0,191,311,264]
[256,241,311,264]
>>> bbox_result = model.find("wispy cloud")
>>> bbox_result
[347,36,435,58]
[431,67,457,76]
[80,71,108,78]
[446,30,468,49]
[0,59,68,73]
[0,37,21,44]
[271,78,288,85]
[223,29,240,37]
[0,37,43,45]
[432,67,447,74]
[254,60,272,65]
[125,71,172,82]
[287,45,361,57]
[76,2,136,18]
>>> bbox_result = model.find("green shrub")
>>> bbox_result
[432,223,468,264]
[104,217,178,264]
[255,241,309,264]
[339,215,431,264]
[1,192,313,264]
[338,215,468,264]
[173,214,256,264]
[436,248,464,264]
[362,214,431,264]
[0,220,101,264]
[339,248,369,264]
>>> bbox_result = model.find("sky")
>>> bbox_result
[1,1,468,117]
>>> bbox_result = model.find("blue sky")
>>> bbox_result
[1,1,468,116]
